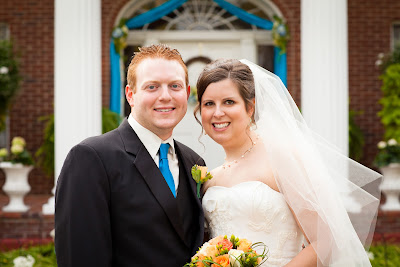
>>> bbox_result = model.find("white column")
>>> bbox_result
[301,0,348,155]
[42,0,102,214]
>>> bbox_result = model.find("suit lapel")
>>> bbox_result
[174,143,201,208]
[175,142,205,251]
[118,120,187,246]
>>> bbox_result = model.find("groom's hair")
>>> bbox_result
[126,44,188,92]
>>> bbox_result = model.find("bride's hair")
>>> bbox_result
[194,59,256,127]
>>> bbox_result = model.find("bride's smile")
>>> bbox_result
[200,78,253,149]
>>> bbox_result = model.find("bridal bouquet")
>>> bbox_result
[185,235,268,267]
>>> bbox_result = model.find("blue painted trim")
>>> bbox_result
[213,0,286,84]
[110,41,121,114]
[110,0,288,114]
[274,47,287,86]
[213,0,273,30]
[126,0,188,29]
[110,0,189,114]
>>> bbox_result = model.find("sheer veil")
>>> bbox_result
[240,59,381,266]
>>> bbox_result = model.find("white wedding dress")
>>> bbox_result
[202,181,304,266]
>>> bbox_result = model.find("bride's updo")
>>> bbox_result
[194,59,256,125]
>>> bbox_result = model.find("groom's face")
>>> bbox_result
[126,57,189,140]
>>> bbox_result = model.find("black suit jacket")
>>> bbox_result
[55,120,205,266]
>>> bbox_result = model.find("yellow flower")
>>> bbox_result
[198,166,208,179]
[191,164,212,183]
[0,148,8,158]
[191,164,213,198]
[237,238,252,252]
[11,144,24,155]
[11,136,26,147]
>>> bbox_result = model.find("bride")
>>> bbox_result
[195,59,381,266]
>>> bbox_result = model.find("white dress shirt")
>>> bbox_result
[127,115,179,194]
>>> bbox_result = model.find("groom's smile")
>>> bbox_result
[126,57,188,140]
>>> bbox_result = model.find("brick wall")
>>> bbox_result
[0,0,54,194]
[273,0,301,106]
[0,0,398,247]
[348,0,400,168]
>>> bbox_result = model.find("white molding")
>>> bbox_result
[251,0,283,19]
[115,0,148,25]
[241,38,257,62]
[114,0,283,28]
[127,30,272,44]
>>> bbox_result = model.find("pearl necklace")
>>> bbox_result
[222,135,259,169]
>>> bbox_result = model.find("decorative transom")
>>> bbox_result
[130,0,272,31]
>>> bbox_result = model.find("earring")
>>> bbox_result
[248,117,252,127]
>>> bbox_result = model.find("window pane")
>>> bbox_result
[258,45,274,72]
[393,23,400,49]
[0,23,8,40]
[0,23,9,148]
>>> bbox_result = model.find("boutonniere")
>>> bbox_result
[191,164,213,198]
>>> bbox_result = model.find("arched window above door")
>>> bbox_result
[111,0,288,114]
[119,0,279,31]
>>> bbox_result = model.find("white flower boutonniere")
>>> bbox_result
[191,164,213,198]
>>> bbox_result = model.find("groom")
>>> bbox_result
[55,44,205,266]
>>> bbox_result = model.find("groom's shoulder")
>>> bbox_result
[175,140,205,165]
[74,127,123,154]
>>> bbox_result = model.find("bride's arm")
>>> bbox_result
[265,174,318,266]
[284,207,318,267]
[285,245,317,267]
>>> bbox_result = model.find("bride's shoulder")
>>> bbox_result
[202,165,224,192]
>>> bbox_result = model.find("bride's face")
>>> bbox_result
[200,78,252,147]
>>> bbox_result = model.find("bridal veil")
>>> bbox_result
[240,59,381,266]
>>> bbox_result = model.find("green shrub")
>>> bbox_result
[0,243,56,266]
[378,64,400,141]
[35,114,54,176]
[35,108,121,177]
[369,243,400,267]
[349,108,365,161]
[0,242,399,267]
[378,44,400,74]
[0,40,22,131]
[102,107,121,134]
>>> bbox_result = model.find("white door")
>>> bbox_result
[163,38,255,169]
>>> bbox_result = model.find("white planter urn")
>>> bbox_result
[0,162,33,212]
[380,163,400,211]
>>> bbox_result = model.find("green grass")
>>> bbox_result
[0,243,399,266]
[0,243,56,267]
[369,244,400,267]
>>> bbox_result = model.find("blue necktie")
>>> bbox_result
[159,143,176,198]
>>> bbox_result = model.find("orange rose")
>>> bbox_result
[211,254,230,267]
[209,235,225,245]
[204,244,219,258]
[218,238,233,251]
[191,254,207,267]
[237,238,252,252]
[198,166,208,179]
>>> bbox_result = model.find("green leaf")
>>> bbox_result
[191,165,201,183]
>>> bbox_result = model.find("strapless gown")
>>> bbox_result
[202,181,304,266]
